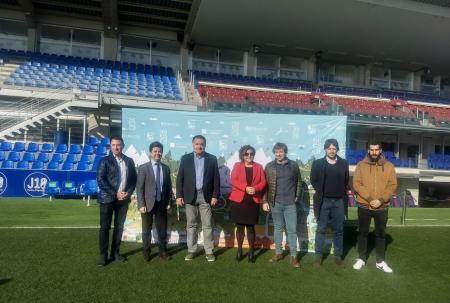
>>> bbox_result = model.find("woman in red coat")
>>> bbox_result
[229,145,267,262]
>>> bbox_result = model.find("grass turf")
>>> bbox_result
[0,228,449,303]
[0,198,449,302]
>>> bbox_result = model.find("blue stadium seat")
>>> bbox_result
[55,144,68,153]
[41,143,53,153]
[62,161,74,170]
[31,161,44,170]
[7,151,20,162]
[51,153,64,163]
[80,154,92,164]
[16,160,29,169]
[61,181,77,195]
[77,162,89,171]
[65,154,78,164]
[82,145,94,155]
[27,142,39,153]
[69,144,81,154]
[0,141,12,151]
[95,146,107,156]
[47,161,60,170]
[0,151,5,162]
[2,160,14,168]
[22,152,35,162]
[37,153,50,163]
[45,181,61,198]
[91,155,103,171]
[80,180,98,196]
[100,137,110,147]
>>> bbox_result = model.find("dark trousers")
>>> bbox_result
[315,198,345,258]
[99,200,129,257]
[357,207,388,263]
[141,201,168,254]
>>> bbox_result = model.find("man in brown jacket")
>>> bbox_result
[352,142,397,273]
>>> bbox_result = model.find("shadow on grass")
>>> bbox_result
[0,278,12,286]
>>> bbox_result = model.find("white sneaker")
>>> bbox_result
[376,261,393,273]
[353,258,365,270]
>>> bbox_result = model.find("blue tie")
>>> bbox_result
[155,162,161,201]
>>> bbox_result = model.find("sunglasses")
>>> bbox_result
[244,152,254,156]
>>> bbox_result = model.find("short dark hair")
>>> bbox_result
[238,145,256,161]
[110,136,124,144]
[272,142,288,154]
[324,138,339,151]
[149,141,163,153]
[367,141,382,149]
[192,135,206,144]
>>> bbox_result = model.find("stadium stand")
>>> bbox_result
[0,49,182,101]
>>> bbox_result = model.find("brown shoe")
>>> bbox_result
[291,256,300,268]
[159,251,172,261]
[143,252,150,262]
[314,256,322,267]
[270,254,283,262]
[335,257,344,267]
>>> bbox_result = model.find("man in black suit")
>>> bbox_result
[176,135,220,262]
[96,136,137,266]
[136,141,173,262]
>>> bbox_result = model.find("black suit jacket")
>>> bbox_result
[136,161,173,212]
[310,155,349,219]
[96,154,137,204]
[176,152,220,205]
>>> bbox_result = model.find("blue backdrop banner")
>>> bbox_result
[122,108,347,167]
[0,169,96,197]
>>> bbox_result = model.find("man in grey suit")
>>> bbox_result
[136,141,174,262]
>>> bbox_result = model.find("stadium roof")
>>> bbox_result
[0,0,449,75]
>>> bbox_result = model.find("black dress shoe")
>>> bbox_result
[97,255,107,267]
[159,251,172,261]
[248,251,255,263]
[235,249,243,262]
[113,254,126,263]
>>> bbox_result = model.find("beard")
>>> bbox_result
[369,154,381,162]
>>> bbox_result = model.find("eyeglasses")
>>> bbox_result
[244,152,254,156]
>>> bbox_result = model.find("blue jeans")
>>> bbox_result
[315,198,345,258]
[271,202,298,256]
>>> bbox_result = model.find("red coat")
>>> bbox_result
[229,162,267,204]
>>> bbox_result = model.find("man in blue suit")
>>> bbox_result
[176,135,220,262]
[96,136,137,266]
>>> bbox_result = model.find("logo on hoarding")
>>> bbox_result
[0,172,7,195]
[24,172,50,197]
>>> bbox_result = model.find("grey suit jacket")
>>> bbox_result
[136,161,173,212]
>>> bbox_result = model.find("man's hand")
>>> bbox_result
[176,198,184,206]
[211,197,218,207]
[139,206,147,213]
[262,202,270,212]
[369,199,382,209]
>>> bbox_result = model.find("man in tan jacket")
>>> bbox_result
[352,142,397,273]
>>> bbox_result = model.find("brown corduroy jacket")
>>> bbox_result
[353,155,397,210]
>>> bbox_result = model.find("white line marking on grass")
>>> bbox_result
[389,224,450,227]
[0,226,99,229]
[405,219,417,220]
[423,219,438,221]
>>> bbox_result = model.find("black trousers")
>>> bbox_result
[99,200,129,257]
[357,207,388,263]
[141,201,168,254]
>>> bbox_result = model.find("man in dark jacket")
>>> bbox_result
[310,139,349,267]
[176,135,220,262]
[96,136,137,266]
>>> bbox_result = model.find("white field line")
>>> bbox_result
[0,226,99,229]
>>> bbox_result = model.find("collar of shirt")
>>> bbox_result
[195,152,205,159]
[326,156,338,164]
[151,159,161,166]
